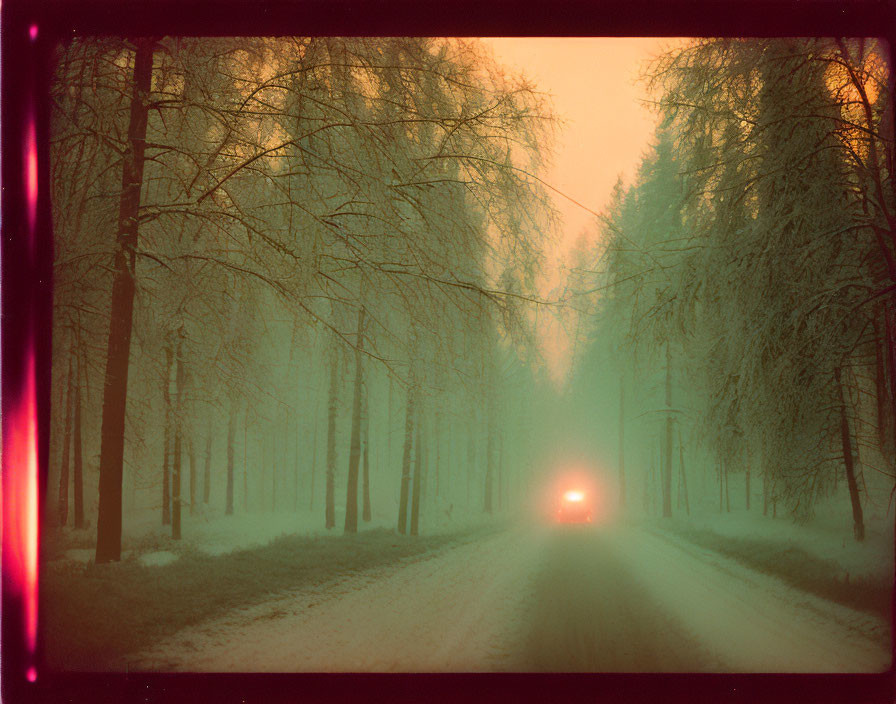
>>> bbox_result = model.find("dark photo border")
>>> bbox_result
[2,0,895,702]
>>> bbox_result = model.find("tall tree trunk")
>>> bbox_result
[718,461,723,513]
[644,448,653,514]
[618,373,626,507]
[676,446,683,511]
[434,408,441,499]
[95,39,155,564]
[387,374,393,470]
[225,404,235,515]
[203,427,212,505]
[172,335,185,540]
[410,398,423,536]
[874,315,895,463]
[484,410,494,515]
[260,436,267,513]
[345,306,365,533]
[362,377,371,522]
[836,367,865,541]
[677,427,689,516]
[58,353,74,527]
[420,411,429,508]
[73,355,85,528]
[442,413,451,501]
[325,348,339,530]
[772,471,777,518]
[309,406,318,511]
[662,342,673,518]
[162,346,173,526]
[189,437,196,516]
[243,408,248,512]
[496,432,503,512]
[293,409,299,512]
[272,425,277,513]
[724,459,730,513]
[466,416,474,505]
[397,385,415,534]
[886,303,896,462]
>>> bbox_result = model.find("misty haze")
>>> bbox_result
[43,36,893,673]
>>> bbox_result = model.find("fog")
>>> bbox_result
[43,36,893,676]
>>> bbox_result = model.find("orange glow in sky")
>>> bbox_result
[482,38,682,383]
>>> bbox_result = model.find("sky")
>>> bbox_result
[483,38,673,252]
[480,38,677,383]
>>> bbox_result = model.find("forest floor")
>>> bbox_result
[41,518,501,670]
[42,502,482,566]
[121,521,890,673]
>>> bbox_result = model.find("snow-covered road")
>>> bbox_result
[130,525,891,673]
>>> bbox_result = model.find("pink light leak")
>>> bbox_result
[27,667,37,683]
[29,24,38,41]
[26,118,38,233]
[4,351,40,679]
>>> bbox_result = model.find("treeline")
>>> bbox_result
[49,37,553,562]
[575,38,894,539]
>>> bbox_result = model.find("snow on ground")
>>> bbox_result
[607,525,891,673]
[122,509,337,557]
[45,511,322,568]
[48,502,496,568]
[63,549,95,564]
[131,529,548,672]
[676,508,894,582]
[162,506,496,560]
[138,551,179,567]
[130,523,889,673]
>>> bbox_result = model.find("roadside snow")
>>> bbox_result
[127,523,890,673]
[680,510,893,582]
[122,510,333,556]
[131,529,546,672]
[607,525,891,673]
[49,505,500,569]
[63,549,94,564]
[138,551,179,567]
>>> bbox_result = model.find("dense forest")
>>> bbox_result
[49,37,555,563]
[567,38,895,539]
[48,36,895,569]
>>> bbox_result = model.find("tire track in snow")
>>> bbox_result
[515,527,727,672]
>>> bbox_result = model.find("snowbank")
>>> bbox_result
[138,551,179,567]
[43,522,498,670]
[607,526,891,672]
[670,509,893,582]
[46,501,503,569]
